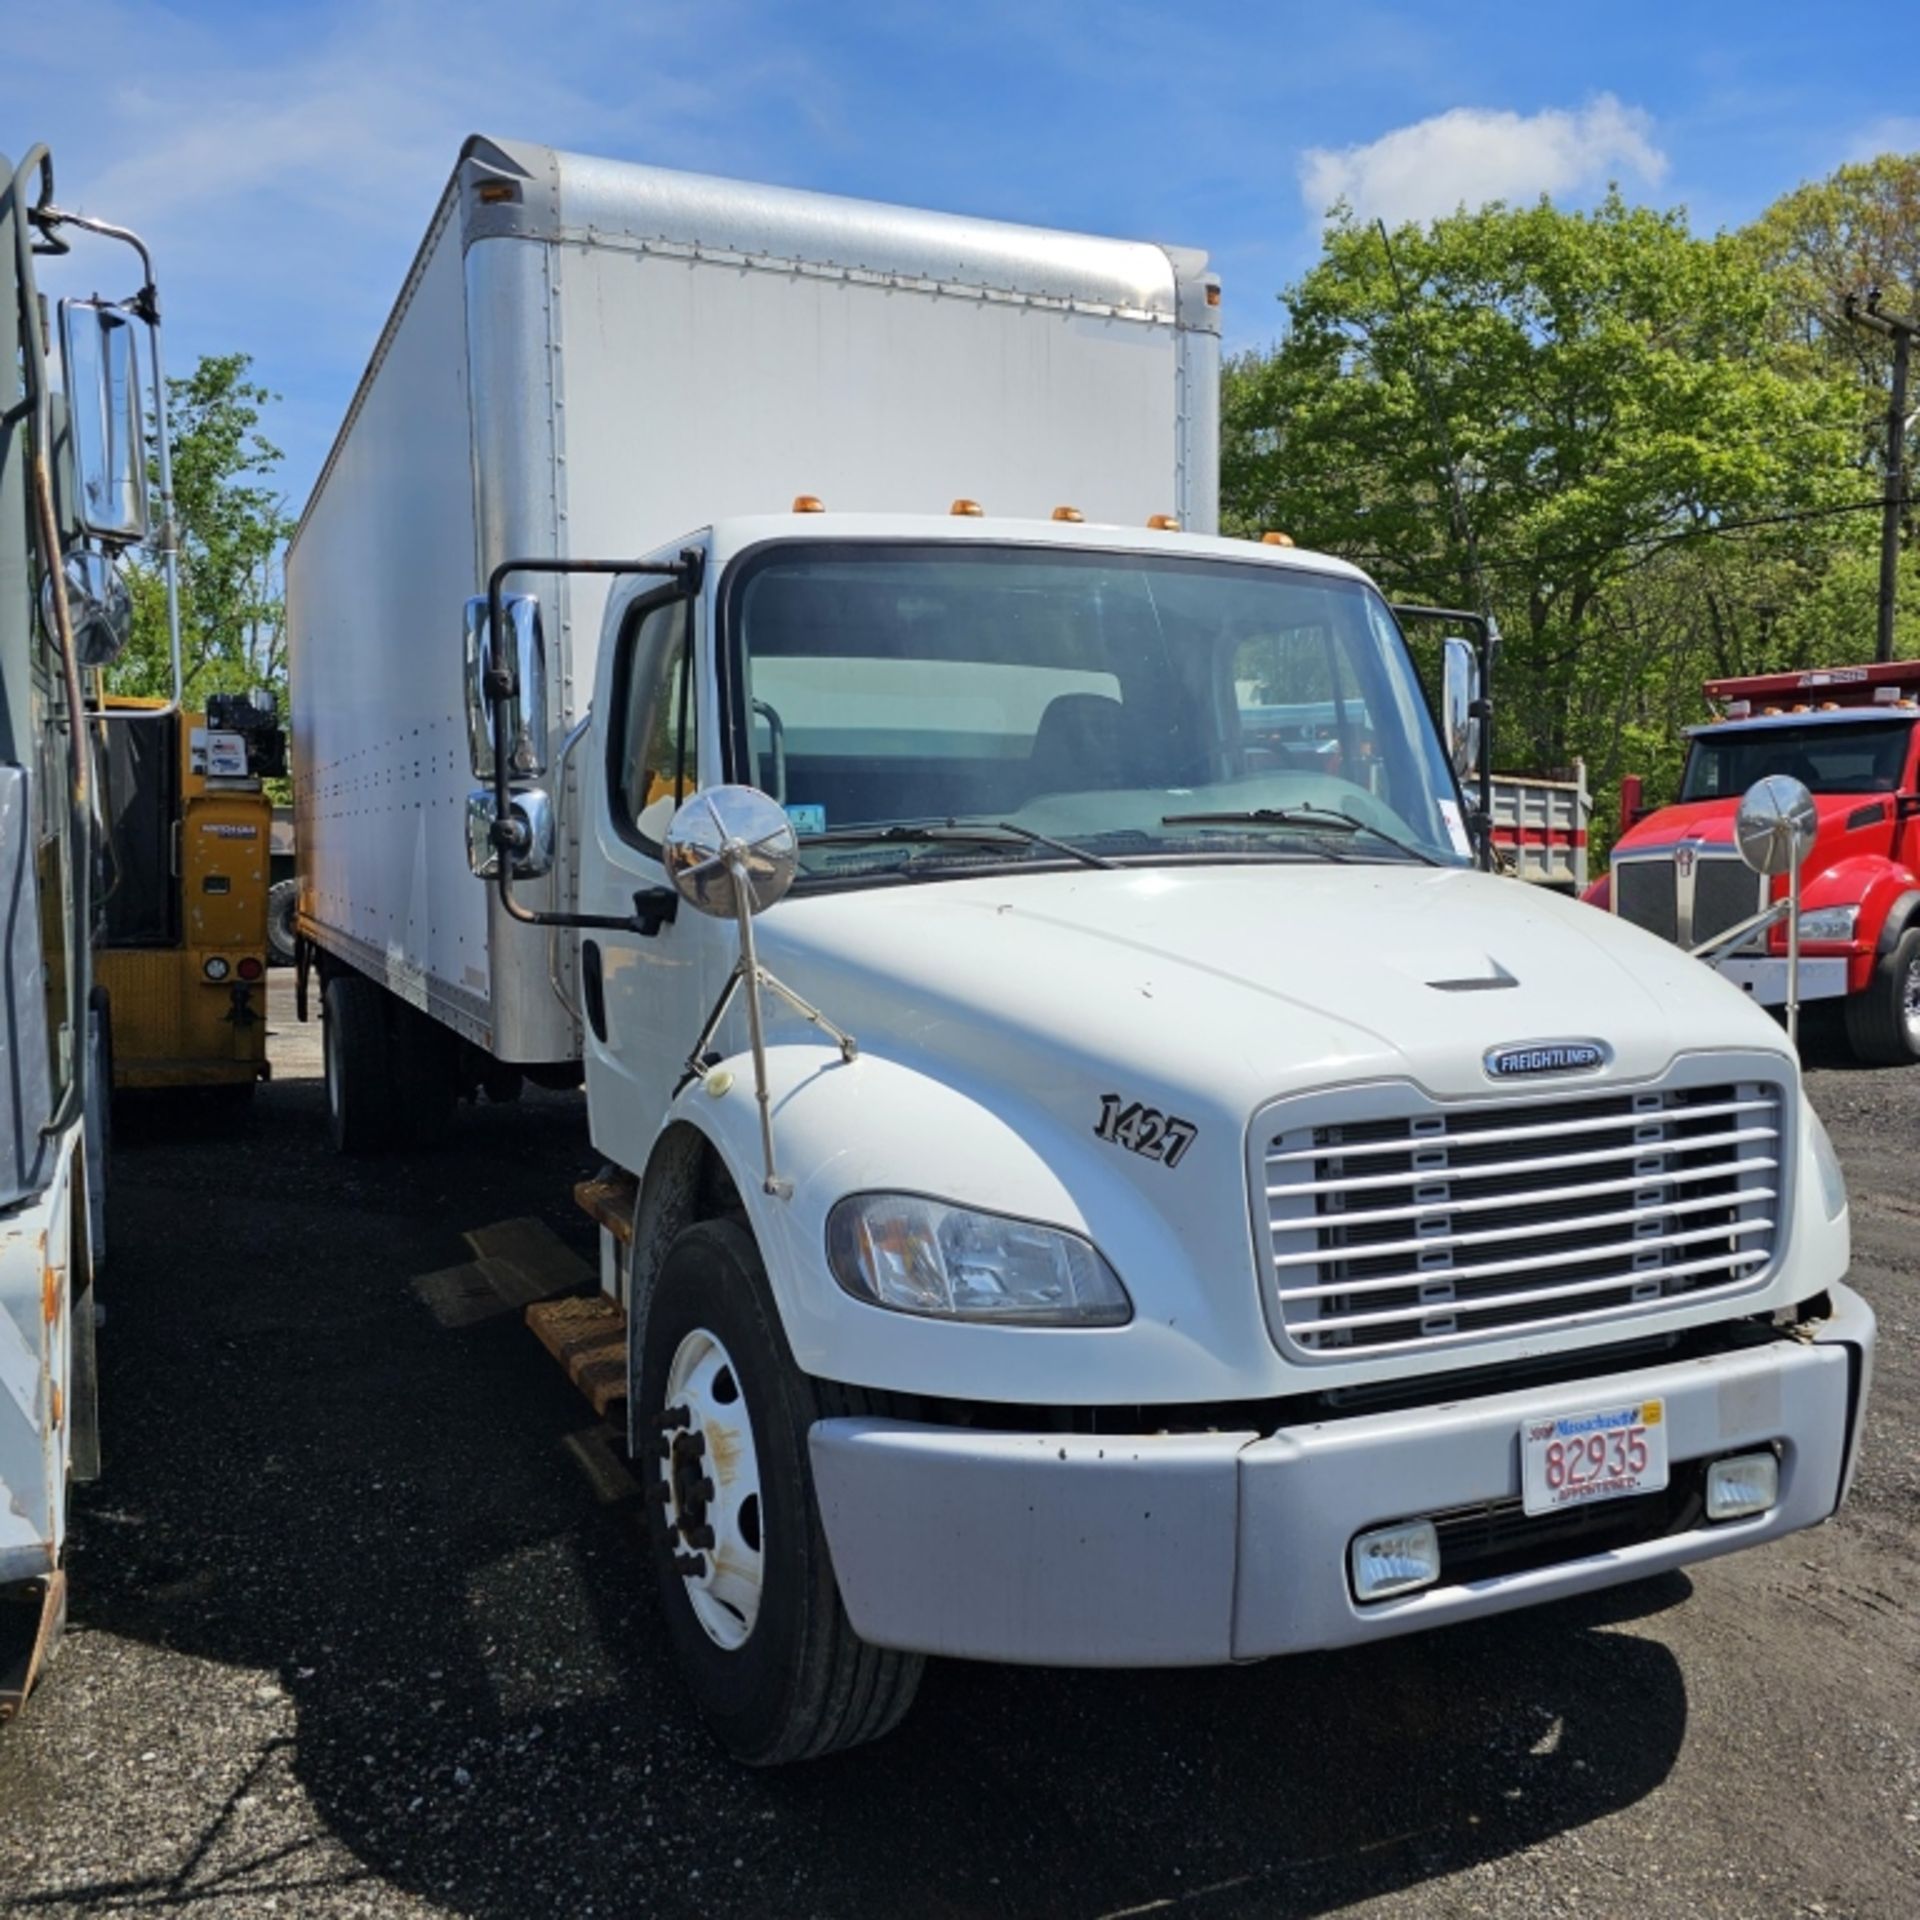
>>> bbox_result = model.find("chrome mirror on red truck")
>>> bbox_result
[1734,774,1817,877]
[1733,773,1818,1048]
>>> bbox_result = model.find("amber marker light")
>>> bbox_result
[1261,530,1295,547]
[1051,505,1084,522]
[1147,514,1180,530]
[950,498,984,516]
[792,494,826,513]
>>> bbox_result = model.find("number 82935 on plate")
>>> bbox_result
[1520,1399,1667,1516]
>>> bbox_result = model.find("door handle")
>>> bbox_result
[581,939,608,1042]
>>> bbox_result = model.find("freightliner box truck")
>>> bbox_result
[288,137,1874,1764]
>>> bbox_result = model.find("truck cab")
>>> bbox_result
[1591,661,1920,1064]
[462,507,1874,1762]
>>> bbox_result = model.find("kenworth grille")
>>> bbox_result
[1259,1077,1785,1360]
[1614,851,1764,949]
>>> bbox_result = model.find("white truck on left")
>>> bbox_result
[0,144,184,1716]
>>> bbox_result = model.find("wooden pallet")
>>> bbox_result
[526,1294,629,1418]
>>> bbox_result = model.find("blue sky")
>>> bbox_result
[5,0,1914,508]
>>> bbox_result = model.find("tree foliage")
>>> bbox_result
[1224,174,1918,830]
[110,352,292,708]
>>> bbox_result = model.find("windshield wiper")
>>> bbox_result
[1159,805,1441,866]
[802,820,1119,871]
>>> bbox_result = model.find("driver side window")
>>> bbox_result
[613,597,697,856]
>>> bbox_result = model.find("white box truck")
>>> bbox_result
[288,137,1874,1765]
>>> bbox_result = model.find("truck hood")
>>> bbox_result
[758,862,1791,1112]
[1610,791,1910,915]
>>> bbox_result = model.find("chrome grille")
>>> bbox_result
[1260,1080,1783,1360]
[1613,851,1764,948]
[1692,857,1764,947]
[1615,859,1677,941]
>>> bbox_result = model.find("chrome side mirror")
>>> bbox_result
[466,787,554,879]
[1734,775,1816,877]
[663,786,798,918]
[665,786,852,1200]
[59,298,149,543]
[462,592,548,781]
[1440,635,1479,780]
[41,551,132,667]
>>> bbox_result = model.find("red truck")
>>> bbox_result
[1586,659,1920,1065]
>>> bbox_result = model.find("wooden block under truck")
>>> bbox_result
[287,138,1876,1764]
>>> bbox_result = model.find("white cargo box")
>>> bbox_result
[287,135,1221,1061]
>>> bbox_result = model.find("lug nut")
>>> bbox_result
[685,1524,716,1551]
[654,1406,691,1431]
[674,1552,707,1578]
[694,1476,715,1503]
[647,1481,672,1505]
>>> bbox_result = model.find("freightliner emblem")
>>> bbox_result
[1484,1039,1611,1079]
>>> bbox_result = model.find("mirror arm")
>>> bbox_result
[483,550,704,931]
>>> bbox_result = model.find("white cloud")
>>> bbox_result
[1847,116,1920,162]
[1299,94,1668,227]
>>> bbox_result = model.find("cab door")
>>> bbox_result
[577,557,730,1163]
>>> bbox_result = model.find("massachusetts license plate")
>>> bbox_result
[1520,1398,1668,1516]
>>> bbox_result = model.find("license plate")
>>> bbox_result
[1520,1398,1668,1516]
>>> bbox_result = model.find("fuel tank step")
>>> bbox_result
[526,1295,628,1418]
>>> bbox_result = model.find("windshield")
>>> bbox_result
[728,544,1471,881]
[1680,720,1913,800]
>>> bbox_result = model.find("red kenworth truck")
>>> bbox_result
[1587,659,1920,1066]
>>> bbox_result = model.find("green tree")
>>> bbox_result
[110,352,291,708]
[1223,194,1865,783]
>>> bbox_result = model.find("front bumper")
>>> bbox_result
[810,1282,1875,1666]
[1715,956,1849,1007]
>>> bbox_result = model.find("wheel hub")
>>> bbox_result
[1903,955,1920,1040]
[654,1327,763,1650]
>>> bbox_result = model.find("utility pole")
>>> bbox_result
[1844,289,1920,664]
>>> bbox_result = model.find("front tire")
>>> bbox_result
[1844,925,1920,1066]
[637,1219,923,1765]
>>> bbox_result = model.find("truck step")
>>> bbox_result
[526,1295,628,1417]
[573,1167,638,1245]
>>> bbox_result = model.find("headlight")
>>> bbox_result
[826,1194,1132,1326]
[1806,1108,1848,1222]
[1795,905,1858,943]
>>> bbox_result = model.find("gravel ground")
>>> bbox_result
[1,979,1915,1919]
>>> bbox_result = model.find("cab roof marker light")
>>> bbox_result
[1051,505,1084,523]
[792,494,825,514]
[1147,514,1180,530]
[1261,530,1294,547]
[950,498,984,517]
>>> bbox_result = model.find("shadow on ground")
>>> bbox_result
[53,1051,1691,1919]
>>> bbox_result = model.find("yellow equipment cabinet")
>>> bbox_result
[95,692,284,1093]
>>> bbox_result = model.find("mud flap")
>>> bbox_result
[0,1569,68,1722]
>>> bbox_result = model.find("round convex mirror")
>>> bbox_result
[662,786,798,919]
[41,551,134,669]
[1734,774,1818,877]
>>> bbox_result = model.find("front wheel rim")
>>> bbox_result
[658,1327,764,1651]
[1902,955,1920,1046]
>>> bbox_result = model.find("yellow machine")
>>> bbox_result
[95,691,283,1094]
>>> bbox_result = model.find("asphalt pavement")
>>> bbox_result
[0,979,1915,1919]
